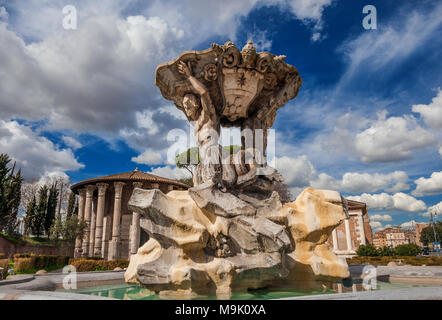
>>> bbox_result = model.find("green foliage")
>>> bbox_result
[66,192,76,219]
[49,214,87,243]
[377,246,395,256]
[420,221,442,246]
[394,243,421,256]
[356,244,378,256]
[33,185,48,237]
[24,194,37,236]
[0,154,23,235]
[44,183,59,237]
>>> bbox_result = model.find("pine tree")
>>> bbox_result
[5,167,22,234]
[33,185,48,237]
[24,194,37,235]
[0,154,11,230]
[44,183,58,238]
[0,154,23,234]
[66,192,76,219]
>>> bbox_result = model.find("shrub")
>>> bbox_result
[68,258,129,272]
[0,258,10,268]
[377,246,395,256]
[394,244,420,256]
[13,255,69,273]
[356,244,378,256]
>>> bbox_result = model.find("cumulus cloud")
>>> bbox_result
[275,155,317,188]
[401,220,417,229]
[421,201,442,218]
[149,165,191,180]
[131,149,163,165]
[347,192,426,212]
[369,214,393,222]
[62,136,82,150]
[312,171,410,194]
[354,113,434,163]
[412,89,442,130]
[0,120,84,180]
[412,171,442,196]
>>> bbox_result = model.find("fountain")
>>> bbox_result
[124,41,350,299]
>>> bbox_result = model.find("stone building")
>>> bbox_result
[70,169,189,260]
[384,226,409,248]
[373,231,387,248]
[327,199,373,257]
[415,223,429,247]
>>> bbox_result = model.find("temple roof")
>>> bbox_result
[70,168,189,193]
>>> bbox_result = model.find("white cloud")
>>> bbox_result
[0,120,84,180]
[401,220,417,229]
[412,89,442,130]
[338,5,442,84]
[132,149,163,165]
[370,221,382,229]
[354,113,434,163]
[412,171,442,196]
[312,171,410,194]
[347,192,426,212]
[275,155,317,188]
[0,6,8,20]
[149,165,191,180]
[62,136,82,150]
[369,214,393,222]
[421,201,442,218]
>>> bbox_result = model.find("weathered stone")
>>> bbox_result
[35,270,47,275]
[124,42,349,298]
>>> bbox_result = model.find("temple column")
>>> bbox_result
[151,183,159,189]
[344,218,352,252]
[130,182,143,255]
[82,185,96,257]
[94,183,108,257]
[167,185,173,192]
[332,228,338,251]
[357,213,366,246]
[110,182,125,260]
[89,197,97,255]
[74,189,86,258]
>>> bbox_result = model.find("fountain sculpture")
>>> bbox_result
[125,41,350,298]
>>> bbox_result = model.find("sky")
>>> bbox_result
[0,0,441,232]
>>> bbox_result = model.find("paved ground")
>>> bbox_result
[1,266,441,300]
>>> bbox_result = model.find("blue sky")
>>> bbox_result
[0,0,440,231]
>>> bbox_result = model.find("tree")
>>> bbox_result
[33,185,48,237]
[394,243,420,256]
[356,244,378,256]
[24,194,37,235]
[420,221,442,246]
[274,181,292,203]
[50,215,87,243]
[377,246,394,256]
[44,183,59,238]
[175,147,199,178]
[0,154,23,234]
[66,192,77,219]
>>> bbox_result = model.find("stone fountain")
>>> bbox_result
[124,41,350,299]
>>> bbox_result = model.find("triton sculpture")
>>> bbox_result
[125,41,350,299]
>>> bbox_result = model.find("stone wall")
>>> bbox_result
[0,235,74,259]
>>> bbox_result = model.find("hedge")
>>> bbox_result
[347,255,442,266]
[13,255,69,273]
[68,258,129,272]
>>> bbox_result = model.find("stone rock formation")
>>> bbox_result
[125,188,350,298]
[124,41,350,298]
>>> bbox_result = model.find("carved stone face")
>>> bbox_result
[183,94,199,120]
